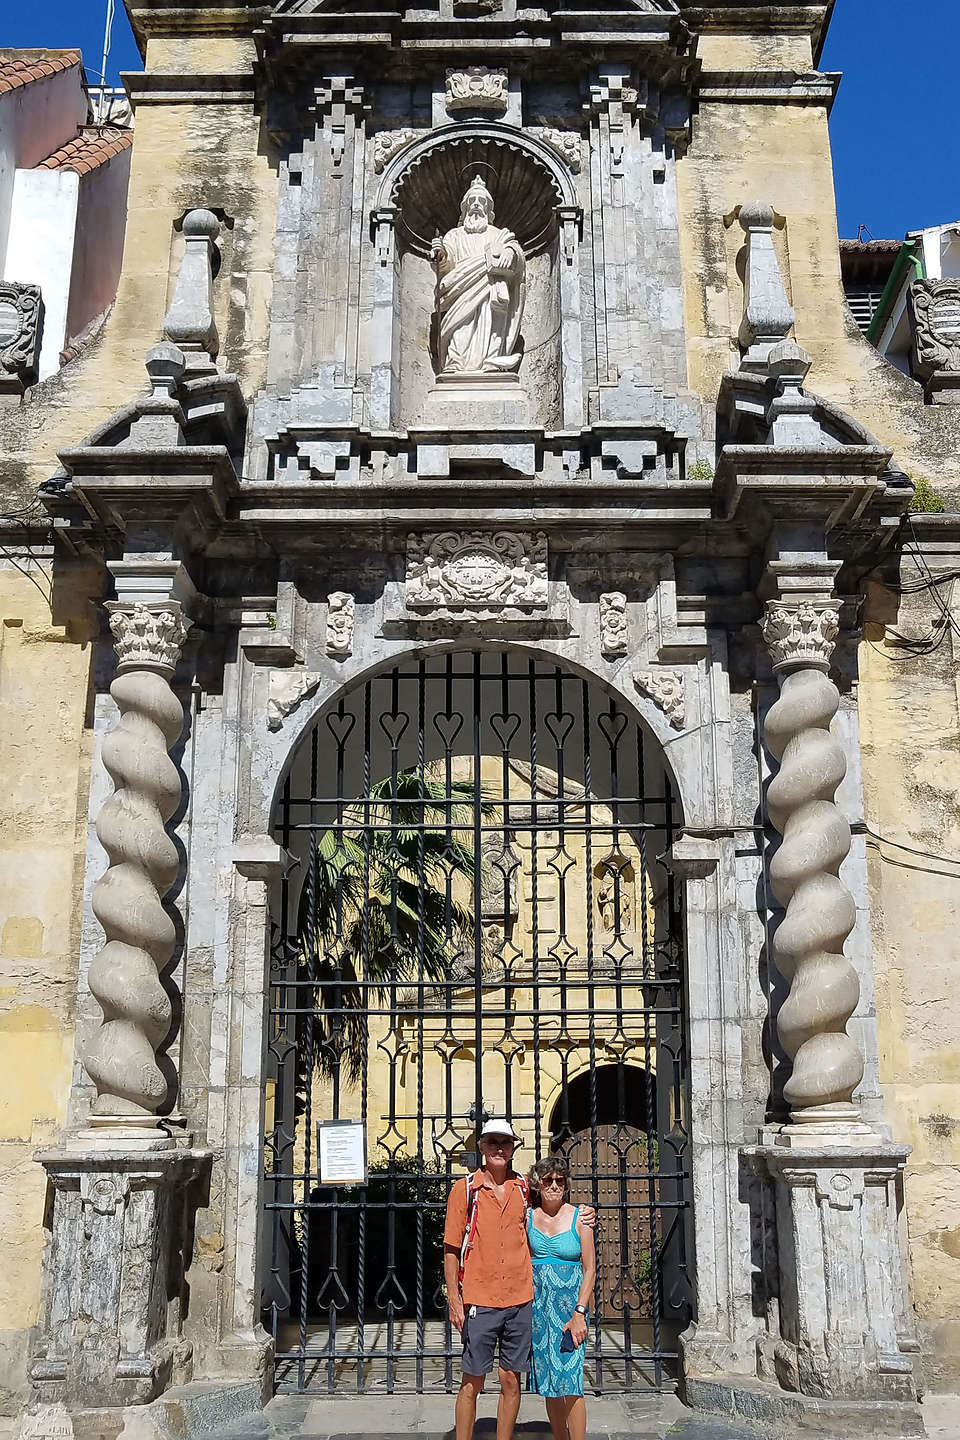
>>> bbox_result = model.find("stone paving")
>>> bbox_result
[261,1390,960,1440]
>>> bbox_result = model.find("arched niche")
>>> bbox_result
[377,126,577,429]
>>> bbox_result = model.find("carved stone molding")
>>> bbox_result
[0,279,42,388]
[761,601,839,673]
[599,591,628,658]
[314,76,369,167]
[445,68,509,115]
[536,128,582,173]
[373,128,418,174]
[909,277,960,377]
[267,669,322,730]
[405,530,548,613]
[105,602,190,676]
[633,670,685,728]
[326,591,355,657]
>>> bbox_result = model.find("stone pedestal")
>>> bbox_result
[747,1143,918,1405]
[421,371,530,427]
[30,1140,211,1409]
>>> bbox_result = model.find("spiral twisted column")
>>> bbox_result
[84,602,190,1127]
[761,600,871,1140]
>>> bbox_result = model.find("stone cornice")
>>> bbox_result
[122,70,258,105]
[697,68,839,108]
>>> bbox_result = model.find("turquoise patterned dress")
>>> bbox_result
[527,1206,585,1398]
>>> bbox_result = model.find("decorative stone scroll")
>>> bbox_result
[909,277,960,386]
[405,530,548,613]
[445,67,509,115]
[599,592,628,658]
[373,128,417,174]
[760,601,839,672]
[84,603,190,1123]
[326,591,355,657]
[267,669,322,730]
[633,670,685,728]
[536,128,582,173]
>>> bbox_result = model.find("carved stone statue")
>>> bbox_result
[431,176,526,378]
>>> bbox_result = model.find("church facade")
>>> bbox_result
[2,0,960,1433]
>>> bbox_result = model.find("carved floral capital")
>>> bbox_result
[105,602,190,675]
[761,601,839,672]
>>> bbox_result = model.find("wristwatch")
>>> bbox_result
[574,1304,588,1317]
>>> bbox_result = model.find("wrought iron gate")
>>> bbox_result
[262,652,692,1392]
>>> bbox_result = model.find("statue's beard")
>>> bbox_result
[463,212,489,234]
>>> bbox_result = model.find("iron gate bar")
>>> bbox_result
[263,652,692,1394]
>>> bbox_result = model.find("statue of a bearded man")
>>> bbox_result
[431,176,526,378]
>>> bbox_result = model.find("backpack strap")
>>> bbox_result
[458,1175,481,1289]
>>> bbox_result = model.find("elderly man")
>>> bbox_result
[444,1118,594,1440]
[431,175,526,378]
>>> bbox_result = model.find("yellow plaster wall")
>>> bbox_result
[0,563,97,1415]
[676,98,960,493]
[858,589,960,1389]
[677,85,960,1387]
[0,35,277,509]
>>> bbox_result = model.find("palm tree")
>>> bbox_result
[297,769,482,1083]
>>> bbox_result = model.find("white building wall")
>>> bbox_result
[67,149,132,344]
[4,168,80,379]
[0,60,86,275]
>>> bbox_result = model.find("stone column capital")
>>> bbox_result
[760,599,839,674]
[104,601,191,677]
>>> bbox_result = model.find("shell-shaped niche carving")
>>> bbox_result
[390,134,564,256]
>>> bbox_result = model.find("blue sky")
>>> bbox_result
[2,0,956,241]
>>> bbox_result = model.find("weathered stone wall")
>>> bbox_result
[0,560,97,1417]
[0,35,277,509]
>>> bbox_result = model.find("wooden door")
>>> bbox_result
[567,1123,654,1317]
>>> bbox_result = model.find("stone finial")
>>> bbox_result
[163,208,221,369]
[124,343,187,448]
[737,201,795,362]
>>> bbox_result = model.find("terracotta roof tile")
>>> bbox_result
[0,50,81,95]
[37,126,134,176]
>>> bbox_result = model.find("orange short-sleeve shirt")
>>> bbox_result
[443,1169,534,1308]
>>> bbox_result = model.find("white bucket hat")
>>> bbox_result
[478,1117,520,1143]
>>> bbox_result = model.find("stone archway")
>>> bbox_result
[259,647,692,1392]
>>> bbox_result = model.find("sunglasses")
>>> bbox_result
[540,1176,566,1189]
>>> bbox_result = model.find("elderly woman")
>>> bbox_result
[526,1154,597,1440]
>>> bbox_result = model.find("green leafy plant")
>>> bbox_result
[687,459,715,483]
[908,474,947,514]
[297,770,482,1082]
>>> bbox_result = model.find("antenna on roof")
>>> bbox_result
[856,224,875,244]
[95,0,117,122]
